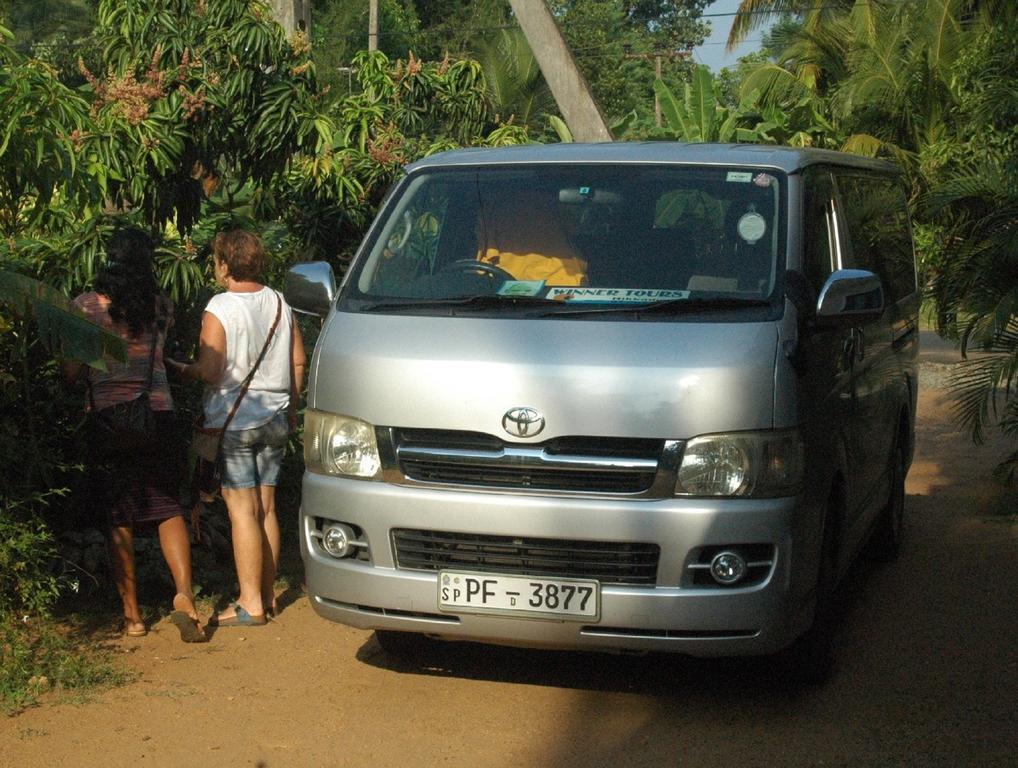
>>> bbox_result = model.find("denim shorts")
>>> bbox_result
[220,411,289,490]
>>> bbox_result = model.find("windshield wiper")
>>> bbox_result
[358,294,551,313]
[541,296,773,317]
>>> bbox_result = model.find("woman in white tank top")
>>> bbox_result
[169,230,306,626]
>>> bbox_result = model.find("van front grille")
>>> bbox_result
[390,429,663,495]
[392,529,660,586]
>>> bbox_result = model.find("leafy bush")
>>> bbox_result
[0,0,531,620]
[0,613,131,714]
[0,504,62,617]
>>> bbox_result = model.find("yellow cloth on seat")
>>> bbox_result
[475,189,588,286]
[479,249,588,286]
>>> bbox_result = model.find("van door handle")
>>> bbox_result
[841,335,855,370]
[841,328,865,369]
[853,328,865,361]
[893,322,916,350]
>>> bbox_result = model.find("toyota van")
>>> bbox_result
[285,143,918,674]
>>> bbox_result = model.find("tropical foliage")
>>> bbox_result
[721,0,1018,471]
[476,29,556,134]
[922,16,1018,473]
[0,0,533,648]
[650,63,838,145]
[0,0,1016,709]
[549,0,710,120]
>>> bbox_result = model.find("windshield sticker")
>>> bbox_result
[737,211,767,243]
[498,280,545,297]
[546,287,691,303]
[726,171,753,183]
[753,172,776,188]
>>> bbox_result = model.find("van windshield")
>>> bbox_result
[343,164,786,317]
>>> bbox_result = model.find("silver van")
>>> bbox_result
[286,143,918,675]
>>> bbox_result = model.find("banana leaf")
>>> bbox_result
[0,269,125,369]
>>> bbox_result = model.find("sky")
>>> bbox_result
[691,0,769,72]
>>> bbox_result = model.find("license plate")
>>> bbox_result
[438,571,599,620]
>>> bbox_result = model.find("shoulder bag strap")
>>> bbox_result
[142,325,158,394]
[218,292,283,435]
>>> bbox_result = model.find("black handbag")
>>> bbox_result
[88,330,159,455]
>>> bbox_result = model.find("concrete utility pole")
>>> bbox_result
[624,51,688,127]
[369,0,379,51]
[267,0,312,36]
[507,0,613,142]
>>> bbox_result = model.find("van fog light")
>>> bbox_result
[322,523,356,558]
[710,551,747,585]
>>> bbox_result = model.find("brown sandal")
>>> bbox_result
[169,611,208,643]
[170,594,208,643]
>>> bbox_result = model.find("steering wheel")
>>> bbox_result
[438,259,515,281]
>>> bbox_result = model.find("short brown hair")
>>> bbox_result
[212,229,266,281]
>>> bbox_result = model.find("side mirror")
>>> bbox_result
[816,269,883,322]
[284,262,336,317]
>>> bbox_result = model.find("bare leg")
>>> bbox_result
[259,484,280,613]
[109,525,144,634]
[157,515,198,618]
[220,486,265,620]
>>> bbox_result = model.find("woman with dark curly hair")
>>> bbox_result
[65,227,205,642]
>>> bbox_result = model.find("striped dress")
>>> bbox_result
[73,291,185,528]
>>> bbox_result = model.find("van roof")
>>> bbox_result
[406,142,900,175]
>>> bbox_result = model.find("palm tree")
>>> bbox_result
[834,0,973,166]
[925,162,1018,470]
[725,0,855,52]
[475,28,556,133]
[922,8,1018,471]
[732,1,988,168]
[730,1,1018,474]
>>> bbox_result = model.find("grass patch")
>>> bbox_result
[0,612,132,715]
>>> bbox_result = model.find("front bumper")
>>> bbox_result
[300,472,817,656]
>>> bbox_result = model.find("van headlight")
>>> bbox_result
[304,410,382,479]
[675,429,803,497]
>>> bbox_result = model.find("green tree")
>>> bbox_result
[85,0,327,235]
[476,28,557,131]
[651,62,830,145]
[277,49,529,262]
[0,2,335,624]
[727,1,1018,471]
[549,0,710,121]
[407,1,711,123]
[311,0,421,95]
[411,0,511,59]
[922,15,1018,473]
[0,22,123,364]
[0,0,95,53]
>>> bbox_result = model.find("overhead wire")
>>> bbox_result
[320,2,872,43]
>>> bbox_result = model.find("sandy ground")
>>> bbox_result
[4,376,1017,768]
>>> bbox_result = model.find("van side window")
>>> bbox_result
[368,178,457,295]
[802,168,836,295]
[834,174,916,303]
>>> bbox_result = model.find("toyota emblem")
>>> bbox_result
[502,407,545,438]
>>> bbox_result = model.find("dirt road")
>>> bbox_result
[5,377,1017,767]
